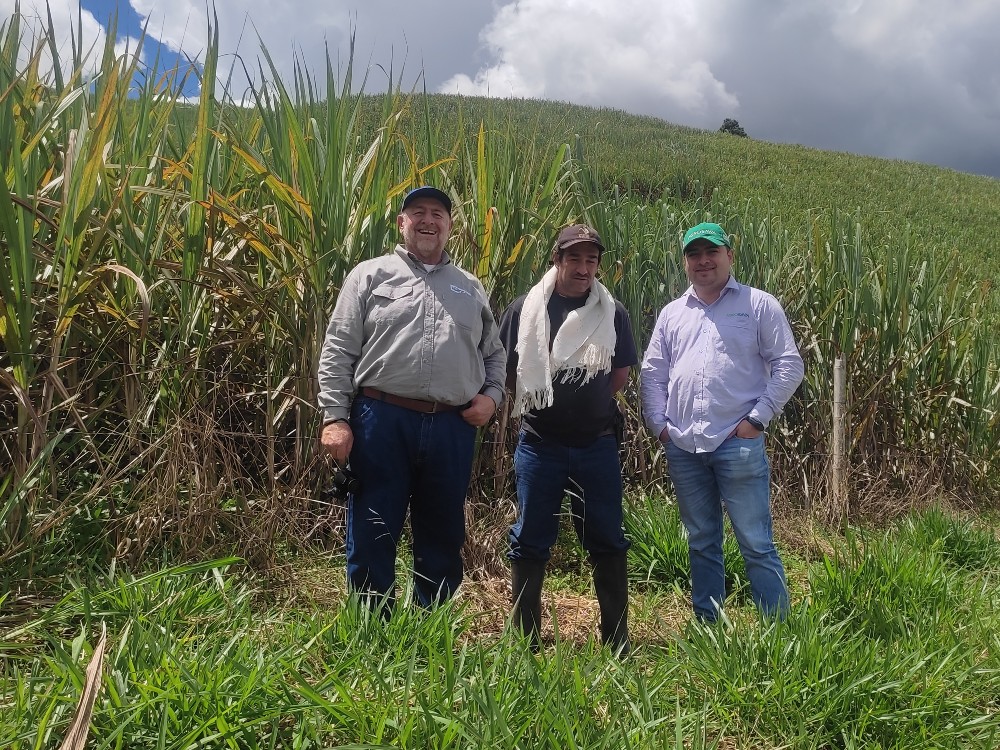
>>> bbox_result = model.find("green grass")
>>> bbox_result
[623,491,744,593]
[3,505,999,749]
[383,94,1000,286]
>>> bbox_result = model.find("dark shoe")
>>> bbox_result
[592,553,630,656]
[510,558,546,650]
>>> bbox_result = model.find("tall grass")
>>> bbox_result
[623,491,744,594]
[1,8,999,578]
[3,507,1000,748]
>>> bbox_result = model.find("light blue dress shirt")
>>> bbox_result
[640,277,804,454]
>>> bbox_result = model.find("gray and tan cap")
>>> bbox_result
[555,223,605,252]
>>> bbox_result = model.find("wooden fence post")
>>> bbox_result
[831,355,847,529]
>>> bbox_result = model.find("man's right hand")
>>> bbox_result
[321,421,353,464]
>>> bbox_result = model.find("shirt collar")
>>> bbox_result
[682,276,741,306]
[395,244,452,269]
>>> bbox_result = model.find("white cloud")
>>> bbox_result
[436,0,1000,177]
[128,0,209,55]
[126,0,354,101]
[2,0,141,80]
[124,1,492,100]
[12,0,994,177]
[440,0,738,120]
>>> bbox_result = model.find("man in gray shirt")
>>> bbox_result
[317,186,506,611]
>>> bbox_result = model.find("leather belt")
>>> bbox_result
[361,387,464,414]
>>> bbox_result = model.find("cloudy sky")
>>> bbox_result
[7,0,1000,179]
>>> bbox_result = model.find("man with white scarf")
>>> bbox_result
[498,223,637,654]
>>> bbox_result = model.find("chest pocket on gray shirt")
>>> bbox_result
[439,285,481,335]
[370,283,414,325]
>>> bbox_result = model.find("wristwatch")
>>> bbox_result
[745,416,765,431]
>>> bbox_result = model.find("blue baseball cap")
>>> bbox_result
[401,186,452,214]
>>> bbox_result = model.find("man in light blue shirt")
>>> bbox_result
[640,222,803,622]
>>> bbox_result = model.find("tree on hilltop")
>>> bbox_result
[719,118,748,137]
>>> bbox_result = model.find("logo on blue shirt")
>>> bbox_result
[726,312,750,319]
[451,284,472,297]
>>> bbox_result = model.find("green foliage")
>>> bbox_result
[808,510,1000,649]
[2,6,1000,573]
[718,118,747,138]
[4,508,1000,748]
[0,561,695,748]
[623,491,744,594]
[895,506,1000,571]
[401,94,1000,285]
[810,532,963,640]
[678,609,998,748]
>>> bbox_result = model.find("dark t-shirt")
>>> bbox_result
[499,290,638,447]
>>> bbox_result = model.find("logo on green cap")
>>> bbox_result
[682,222,729,251]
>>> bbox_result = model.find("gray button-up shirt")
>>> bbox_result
[318,246,506,422]
[640,277,803,453]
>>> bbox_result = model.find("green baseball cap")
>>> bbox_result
[682,222,729,252]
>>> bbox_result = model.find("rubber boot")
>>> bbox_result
[510,558,546,651]
[592,553,630,656]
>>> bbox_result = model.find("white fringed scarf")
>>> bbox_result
[513,266,617,417]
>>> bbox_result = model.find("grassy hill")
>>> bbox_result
[188,91,1000,297]
[404,94,1000,292]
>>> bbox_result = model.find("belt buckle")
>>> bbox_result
[428,401,440,414]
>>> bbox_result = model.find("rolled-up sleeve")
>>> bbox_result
[317,269,364,423]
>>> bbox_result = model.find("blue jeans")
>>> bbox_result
[346,395,475,608]
[509,433,630,562]
[665,436,788,621]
